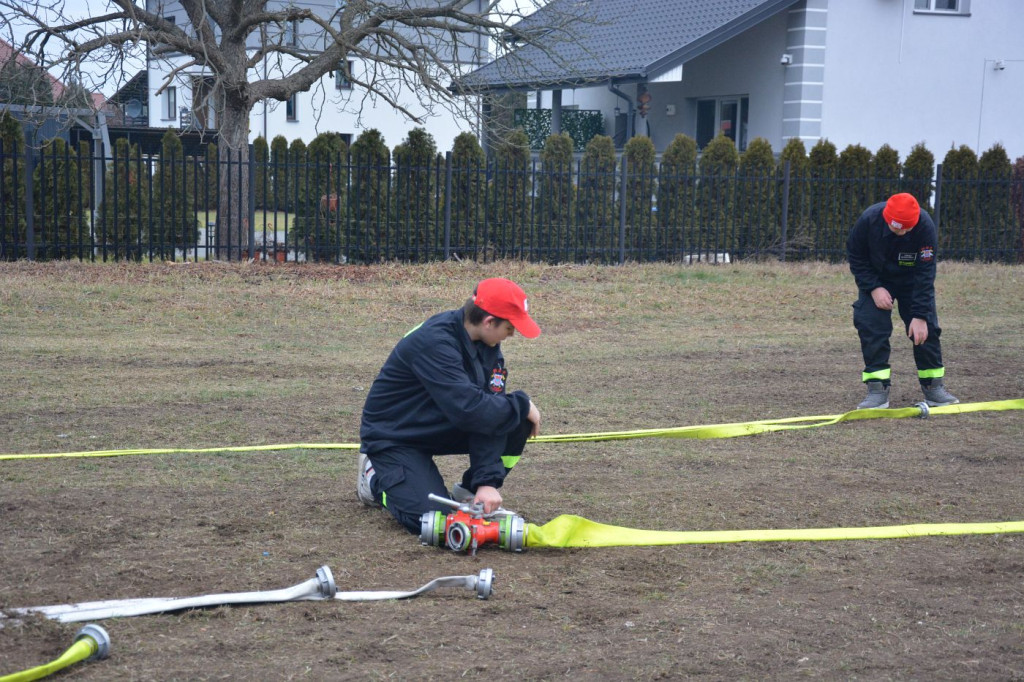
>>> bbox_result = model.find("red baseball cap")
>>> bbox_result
[882,193,920,231]
[473,278,541,338]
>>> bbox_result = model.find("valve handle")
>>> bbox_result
[427,493,517,519]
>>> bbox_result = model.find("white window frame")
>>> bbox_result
[286,93,298,121]
[913,0,970,15]
[163,86,177,120]
[335,60,354,90]
[695,95,749,151]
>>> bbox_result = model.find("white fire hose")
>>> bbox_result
[7,566,493,624]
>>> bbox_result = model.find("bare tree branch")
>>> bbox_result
[0,0,594,253]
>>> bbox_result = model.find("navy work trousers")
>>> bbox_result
[366,416,534,534]
[852,283,943,383]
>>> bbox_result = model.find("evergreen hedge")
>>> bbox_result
[2,111,1023,265]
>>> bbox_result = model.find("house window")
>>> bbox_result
[163,86,177,120]
[285,19,298,46]
[335,60,353,90]
[286,94,298,121]
[695,96,749,151]
[913,0,970,14]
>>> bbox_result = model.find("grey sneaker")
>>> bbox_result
[356,452,380,507]
[922,378,959,407]
[857,380,890,409]
[451,482,474,503]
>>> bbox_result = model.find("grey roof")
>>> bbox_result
[459,0,798,91]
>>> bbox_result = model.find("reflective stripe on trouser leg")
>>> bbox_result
[501,455,521,470]
[918,367,945,380]
[862,368,891,383]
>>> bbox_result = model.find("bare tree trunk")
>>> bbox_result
[215,98,251,261]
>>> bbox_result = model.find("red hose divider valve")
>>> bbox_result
[419,494,527,556]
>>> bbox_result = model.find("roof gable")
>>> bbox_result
[461,0,798,91]
[0,36,67,100]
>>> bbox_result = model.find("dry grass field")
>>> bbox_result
[1,260,1023,680]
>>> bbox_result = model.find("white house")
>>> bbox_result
[460,0,1024,161]
[144,0,490,152]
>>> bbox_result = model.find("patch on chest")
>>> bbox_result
[898,252,917,266]
[489,367,507,393]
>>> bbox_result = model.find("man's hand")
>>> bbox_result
[908,318,928,345]
[527,400,541,438]
[871,287,893,310]
[473,485,503,514]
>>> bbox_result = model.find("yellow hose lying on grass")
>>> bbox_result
[0,624,109,682]
[524,515,1024,548]
[1,399,1021,461]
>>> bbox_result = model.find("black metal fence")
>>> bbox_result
[3,144,1022,264]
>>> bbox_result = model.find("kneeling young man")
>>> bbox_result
[357,278,542,533]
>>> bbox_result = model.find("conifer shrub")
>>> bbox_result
[150,130,198,258]
[807,138,839,256]
[940,144,979,258]
[976,143,1015,261]
[657,133,698,259]
[348,129,391,263]
[99,138,148,260]
[252,136,269,210]
[696,133,739,258]
[778,137,811,258]
[450,132,487,259]
[488,128,532,259]
[902,142,935,211]
[536,132,574,262]
[837,143,874,241]
[624,135,657,259]
[392,127,438,262]
[737,137,778,258]
[873,144,901,200]
[577,134,618,262]
[0,111,26,258]
[293,132,348,261]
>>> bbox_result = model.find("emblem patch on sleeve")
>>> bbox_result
[489,367,508,393]
[919,246,934,262]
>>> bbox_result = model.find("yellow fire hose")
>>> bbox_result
[1,399,1021,461]
[524,515,1024,548]
[1,399,1021,550]
[0,624,109,682]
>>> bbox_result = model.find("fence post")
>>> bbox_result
[933,163,943,232]
[248,144,256,257]
[618,152,627,265]
[24,142,35,261]
[780,160,790,262]
[443,151,453,260]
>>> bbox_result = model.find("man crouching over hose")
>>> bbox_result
[357,278,542,534]
[847,193,960,410]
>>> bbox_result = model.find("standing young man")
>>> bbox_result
[847,192,959,409]
[357,278,542,534]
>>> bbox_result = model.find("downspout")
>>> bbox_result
[607,81,635,145]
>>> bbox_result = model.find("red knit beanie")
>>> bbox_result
[882,193,920,231]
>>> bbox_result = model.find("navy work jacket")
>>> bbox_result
[847,201,938,319]
[360,309,531,457]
